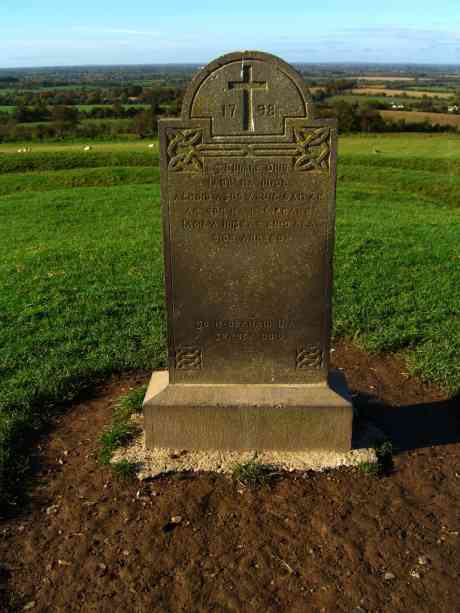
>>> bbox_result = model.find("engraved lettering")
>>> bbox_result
[222,103,238,118]
[256,103,277,116]
[159,51,338,389]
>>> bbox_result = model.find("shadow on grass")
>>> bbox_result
[353,392,460,452]
[0,369,149,520]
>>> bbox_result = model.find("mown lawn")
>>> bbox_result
[0,141,159,154]
[0,133,459,506]
[338,133,460,159]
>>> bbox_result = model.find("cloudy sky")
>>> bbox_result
[1,0,459,68]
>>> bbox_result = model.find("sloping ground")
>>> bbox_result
[1,342,459,612]
[1,136,460,509]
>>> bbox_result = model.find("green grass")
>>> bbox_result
[0,132,459,507]
[99,385,146,466]
[116,384,147,418]
[334,185,460,387]
[328,94,424,106]
[1,133,457,158]
[0,166,159,196]
[0,150,158,173]
[77,104,150,112]
[99,421,136,465]
[338,158,460,208]
[0,184,165,507]
[338,133,460,159]
[0,141,159,153]
[232,455,281,487]
[111,459,137,479]
[358,441,394,477]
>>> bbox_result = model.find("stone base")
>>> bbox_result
[143,370,353,452]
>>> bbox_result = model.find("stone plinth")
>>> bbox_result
[144,370,352,451]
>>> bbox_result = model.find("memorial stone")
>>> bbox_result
[144,51,353,451]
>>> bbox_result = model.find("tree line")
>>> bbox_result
[0,78,457,143]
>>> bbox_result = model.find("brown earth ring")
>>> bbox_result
[1,340,459,613]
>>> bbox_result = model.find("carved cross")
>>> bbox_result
[228,64,268,131]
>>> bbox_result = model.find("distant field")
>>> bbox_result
[406,85,456,93]
[328,93,420,106]
[9,118,137,130]
[77,104,150,112]
[0,104,151,113]
[347,76,416,82]
[352,87,454,99]
[381,110,460,128]
[0,141,158,153]
[80,117,133,126]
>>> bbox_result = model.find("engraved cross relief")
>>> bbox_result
[228,65,268,132]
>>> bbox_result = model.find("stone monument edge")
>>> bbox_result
[181,50,315,121]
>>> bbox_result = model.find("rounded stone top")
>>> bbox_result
[181,50,314,137]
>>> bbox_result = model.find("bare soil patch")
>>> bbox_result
[1,342,459,613]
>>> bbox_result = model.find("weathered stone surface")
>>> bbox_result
[145,370,352,451]
[144,50,352,451]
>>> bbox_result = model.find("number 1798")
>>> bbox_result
[222,104,238,118]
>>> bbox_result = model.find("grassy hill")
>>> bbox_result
[1,133,460,505]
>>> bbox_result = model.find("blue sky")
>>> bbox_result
[1,1,459,68]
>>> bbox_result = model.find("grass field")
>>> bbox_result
[381,109,460,128]
[0,141,159,153]
[338,133,460,158]
[76,104,150,112]
[328,93,423,106]
[1,133,460,504]
[0,104,151,114]
[352,87,454,99]
[348,76,417,82]
[1,133,458,156]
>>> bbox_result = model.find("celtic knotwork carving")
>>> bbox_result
[167,129,203,172]
[293,127,330,172]
[296,346,323,369]
[175,346,202,370]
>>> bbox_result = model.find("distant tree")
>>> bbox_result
[144,91,160,114]
[324,79,356,97]
[330,101,360,132]
[452,89,460,107]
[88,90,103,105]
[14,104,30,123]
[359,107,385,132]
[169,91,184,116]
[50,105,79,137]
[111,101,125,118]
[51,105,79,124]
[34,124,48,141]
[134,108,158,138]
[126,85,143,98]
[30,102,50,122]
[418,96,436,112]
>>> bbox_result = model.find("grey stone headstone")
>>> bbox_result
[144,51,352,451]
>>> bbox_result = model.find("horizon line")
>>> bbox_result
[1,60,460,71]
